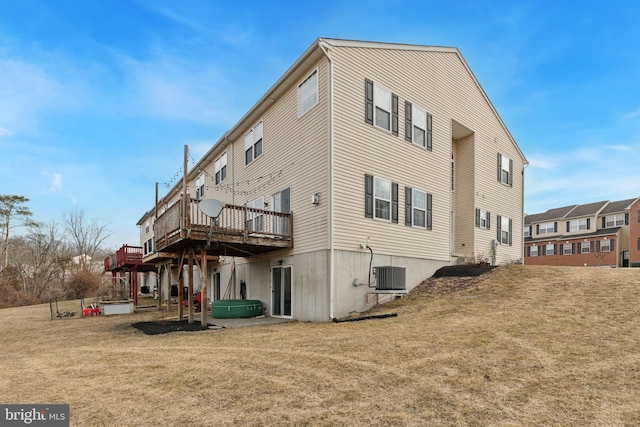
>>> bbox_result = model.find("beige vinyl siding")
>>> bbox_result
[453,134,475,257]
[330,46,450,261]
[328,45,524,262]
[218,58,331,258]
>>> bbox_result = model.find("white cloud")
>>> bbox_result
[41,171,63,193]
[0,126,12,137]
[623,109,640,120]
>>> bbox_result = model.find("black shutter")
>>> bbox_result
[391,183,399,224]
[487,212,491,230]
[365,79,373,125]
[554,222,558,233]
[625,213,629,225]
[391,94,399,136]
[566,221,570,232]
[426,113,433,151]
[536,224,540,234]
[364,174,373,218]
[426,193,432,230]
[572,243,575,254]
[475,208,480,227]
[497,153,502,182]
[602,217,606,228]
[553,244,556,255]
[590,241,594,252]
[496,215,502,242]
[508,158,513,187]
[404,101,412,142]
[405,187,412,226]
[611,239,615,251]
[508,218,512,246]
[587,218,591,229]
[596,240,600,252]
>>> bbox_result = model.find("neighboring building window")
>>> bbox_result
[404,102,432,150]
[475,208,490,229]
[244,121,263,165]
[215,152,227,184]
[538,222,555,235]
[497,153,513,186]
[581,241,591,254]
[604,214,625,227]
[246,197,264,232]
[364,174,398,223]
[530,245,538,257]
[496,215,512,245]
[523,227,530,238]
[569,219,588,232]
[405,188,433,229]
[546,244,555,255]
[196,173,205,199]
[145,220,150,234]
[600,239,611,252]
[297,70,318,118]
[563,243,573,255]
[364,79,398,135]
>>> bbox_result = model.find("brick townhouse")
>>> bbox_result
[524,197,640,267]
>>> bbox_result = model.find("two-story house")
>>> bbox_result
[524,197,640,267]
[138,38,527,321]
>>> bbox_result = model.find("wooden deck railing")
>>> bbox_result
[153,196,292,251]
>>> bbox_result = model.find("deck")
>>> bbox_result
[152,196,292,257]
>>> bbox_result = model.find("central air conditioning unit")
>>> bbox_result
[375,266,406,291]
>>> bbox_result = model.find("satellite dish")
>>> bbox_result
[198,199,225,219]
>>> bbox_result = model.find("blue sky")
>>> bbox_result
[1,0,639,250]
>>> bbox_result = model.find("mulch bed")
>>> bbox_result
[132,320,212,335]
[431,264,496,278]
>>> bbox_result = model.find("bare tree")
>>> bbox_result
[0,195,35,269]
[15,222,72,299]
[63,208,112,273]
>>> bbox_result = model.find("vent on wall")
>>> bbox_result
[375,266,406,291]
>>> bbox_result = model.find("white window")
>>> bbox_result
[538,222,555,235]
[523,227,530,238]
[196,173,205,199]
[546,243,555,255]
[374,83,391,131]
[145,220,150,234]
[530,245,538,257]
[600,239,611,252]
[246,197,264,232]
[479,209,488,229]
[215,152,227,184]
[412,105,427,148]
[499,153,511,185]
[569,219,588,232]
[297,70,318,118]
[500,216,510,245]
[374,177,391,221]
[605,214,625,227]
[563,243,573,255]
[581,241,591,253]
[244,121,263,165]
[412,189,427,228]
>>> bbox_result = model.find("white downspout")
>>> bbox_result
[319,40,335,320]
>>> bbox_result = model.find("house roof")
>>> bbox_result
[565,201,608,219]
[525,205,578,224]
[600,198,639,215]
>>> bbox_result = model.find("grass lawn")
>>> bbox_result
[1,265,639,426]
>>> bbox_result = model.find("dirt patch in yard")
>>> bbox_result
[132,320,211,335]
